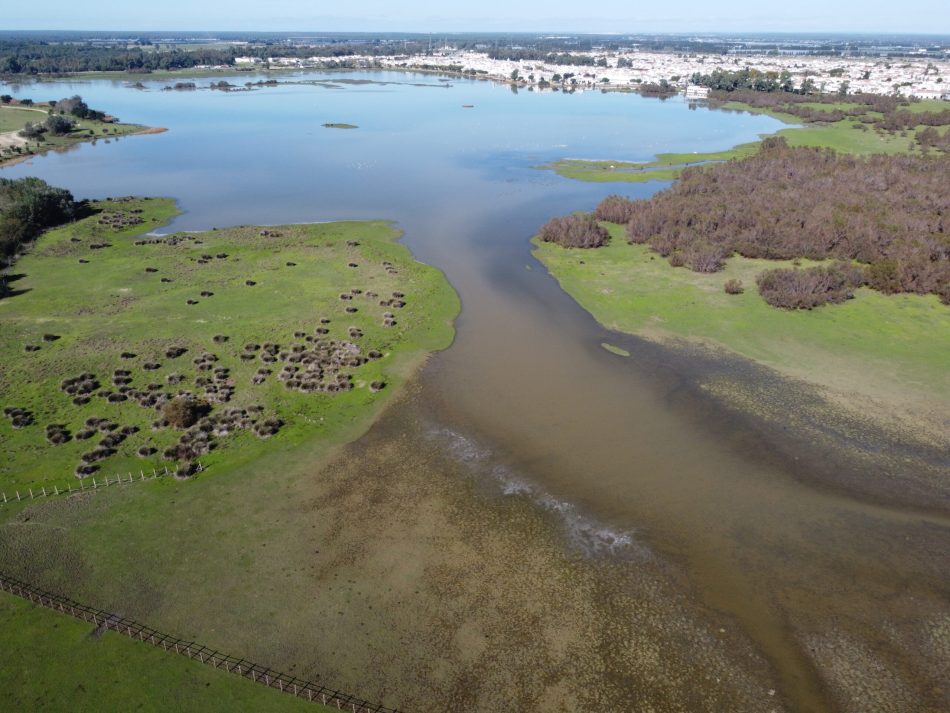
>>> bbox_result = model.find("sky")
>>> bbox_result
[5,0,950,34]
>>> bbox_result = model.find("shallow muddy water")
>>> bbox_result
[2,72,948,712]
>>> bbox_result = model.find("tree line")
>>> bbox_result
[0,177,83,270]
[0,41,236,74]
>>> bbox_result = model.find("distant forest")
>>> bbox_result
[0,40,438,75]
[1,31,947,75]
[543,139,950,308]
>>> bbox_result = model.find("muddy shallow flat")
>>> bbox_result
[0,388,785,712]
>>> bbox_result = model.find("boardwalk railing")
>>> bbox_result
[0,571,399,712]
[0,463,200,507]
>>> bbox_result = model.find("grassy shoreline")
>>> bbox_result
[0,103,165,167]
[0,198,459,490]
[541,95,947,182]
[533,224,949,442]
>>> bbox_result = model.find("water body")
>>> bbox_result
[3,72,948,712]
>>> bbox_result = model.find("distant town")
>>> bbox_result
[237,48,950,99]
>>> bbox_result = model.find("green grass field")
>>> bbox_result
[0,197,458,491]
[0,591,331,712]
[778,120,916,154]
[0,105,51,133]
[533,226,949,433]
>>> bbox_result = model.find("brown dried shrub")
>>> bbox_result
[538,214,610,249]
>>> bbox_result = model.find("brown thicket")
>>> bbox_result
[614,142,949,303]
[756,263,865,309]
[539,214,610,248]
[594,195,639,224]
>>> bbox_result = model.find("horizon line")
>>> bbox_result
[4,28,950,37]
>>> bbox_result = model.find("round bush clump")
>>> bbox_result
[75,464,99,478]
[162,396,211,429]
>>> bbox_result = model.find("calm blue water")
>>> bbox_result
[1,71,780,231]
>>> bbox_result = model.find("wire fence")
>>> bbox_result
[0,570,399,712]
[0,463,200,507]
